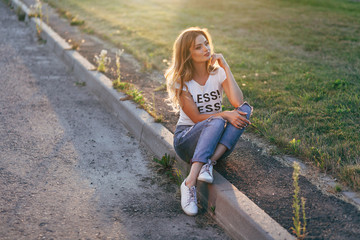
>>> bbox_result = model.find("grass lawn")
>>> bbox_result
[44,0,360,190]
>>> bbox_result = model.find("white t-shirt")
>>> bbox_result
[177,67,227,126]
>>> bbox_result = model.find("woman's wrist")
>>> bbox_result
[220,111,229,121]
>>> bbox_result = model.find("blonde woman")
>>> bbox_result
[165,27,253,216]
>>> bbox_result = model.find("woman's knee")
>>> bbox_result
[237,102,253,119]
[206,116,226,129]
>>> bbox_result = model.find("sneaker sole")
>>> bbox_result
[197,176,213,184]
[182,207,198,216]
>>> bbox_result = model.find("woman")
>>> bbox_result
[165,27,253,216]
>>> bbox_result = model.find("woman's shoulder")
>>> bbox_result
[209,66,226,83]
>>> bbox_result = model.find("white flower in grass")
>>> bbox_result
[94,49,111,73]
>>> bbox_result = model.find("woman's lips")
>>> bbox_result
[204,52,210,57]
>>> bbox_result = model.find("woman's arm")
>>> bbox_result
[211,54,244,108]
[179,90,250,128]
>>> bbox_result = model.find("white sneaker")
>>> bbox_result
[180,179,198,216]
[197,160,213,183]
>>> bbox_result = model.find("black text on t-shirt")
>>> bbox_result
[193,90,222,113]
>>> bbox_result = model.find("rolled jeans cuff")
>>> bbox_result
[190,158,208,164]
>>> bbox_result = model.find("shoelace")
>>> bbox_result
[200,161,214,176]
[186,186,197,206]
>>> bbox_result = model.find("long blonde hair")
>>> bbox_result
[165,27,216,111]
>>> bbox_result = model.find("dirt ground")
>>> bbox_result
[14,0,360,239]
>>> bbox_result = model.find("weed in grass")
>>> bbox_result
[289,138,301,154]
[154,83,167,92]
[113,79,147,107]
[340,165,360,191]
[16,6,26,21]
[94,49,111,73]
[310,146,330,171]
[54,6,83,26]
[58,9,72,19]
[37,38,46,44]
[115,49,124,82]
[153,154,184,186]
[172,166,184,187]
[153,153,173,169]
[113,80,131,91]
[70,16,85,26]
[112,49,125,97]
[128,88,145,106]
[28,1,39,17]
[71,42,79,50]
[75,81,86,86]
[291,162,307,240]
[210,206,216,214]
[29,0,43,36]
[67,39,82,50]
[153,154,173,179]
[114,78,162,122]
[154,115,163,123]
[334,184,342,193]
[142,56,153,71]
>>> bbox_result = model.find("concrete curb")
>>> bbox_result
[10,1,295,239]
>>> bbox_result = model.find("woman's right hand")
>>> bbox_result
[223,110,251,129]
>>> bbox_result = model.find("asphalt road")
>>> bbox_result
[0,2,229,239]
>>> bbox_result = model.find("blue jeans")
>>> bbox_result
[174,102,253,164]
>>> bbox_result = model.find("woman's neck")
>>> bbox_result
[192,62,208,81]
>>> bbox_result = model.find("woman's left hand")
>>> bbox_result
[211,53,229,70]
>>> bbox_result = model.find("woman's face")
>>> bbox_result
[189,34,211,63]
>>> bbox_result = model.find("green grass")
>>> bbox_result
[44,0,360,190]
[153,154,184,186]
[16,6,26,21]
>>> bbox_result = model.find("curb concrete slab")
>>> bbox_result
[9,1,295,239]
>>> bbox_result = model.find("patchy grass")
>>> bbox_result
[74,81,86,87]
[153,154,184,186]
[113,79,162,122]
[113,80,146,110]
[70,16,84,26]
[44,0,360,190]
[113,80,145,105]
[334,184,342,193]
